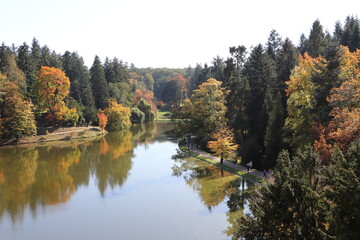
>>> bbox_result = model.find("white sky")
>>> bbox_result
[0,0,359,68]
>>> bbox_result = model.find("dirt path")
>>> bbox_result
[179,140,263,179]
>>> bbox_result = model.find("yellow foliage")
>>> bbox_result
[208,127,238,159]
[104,100,131,131]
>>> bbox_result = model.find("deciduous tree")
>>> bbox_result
[1,82,36,139]
[104,100,131,131]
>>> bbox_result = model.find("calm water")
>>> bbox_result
[0,122,253,240]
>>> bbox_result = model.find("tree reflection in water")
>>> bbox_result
[0,122,176,224]
[171,149,256,239]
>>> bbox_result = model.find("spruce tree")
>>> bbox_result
[312,42,343,125]
[90,55,110,109]
[62,51,97,122]
[306,20,328,57]
[243,44,276,168]
[276,38,298,111]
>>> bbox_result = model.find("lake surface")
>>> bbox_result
[0,122,253,240]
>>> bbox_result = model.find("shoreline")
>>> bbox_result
[0,126,107,146]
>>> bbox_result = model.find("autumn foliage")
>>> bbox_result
[104,100,131,131]
[208,127,238,160]
[1,82,37,139]
[36,66,78,126]
[97,112,108,130]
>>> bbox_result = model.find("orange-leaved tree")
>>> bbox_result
[36,66,78,126]
[313,46,360,161]
[97,112,108,130]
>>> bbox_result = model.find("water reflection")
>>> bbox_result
[172,149,256,239]
[0,122,173,223]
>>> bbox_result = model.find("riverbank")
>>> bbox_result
[178,139,264,182]
[0,126,107,146]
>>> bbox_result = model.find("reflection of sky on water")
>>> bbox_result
[0,122,252,240]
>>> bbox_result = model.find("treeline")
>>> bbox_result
[176,16,360,239]
[0,38,190,139]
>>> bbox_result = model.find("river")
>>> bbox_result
[0,122,253,240]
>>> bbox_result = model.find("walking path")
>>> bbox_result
[179,140,264,181]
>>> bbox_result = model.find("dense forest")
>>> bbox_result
[1,15,360,239]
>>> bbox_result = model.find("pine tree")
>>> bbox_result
[90,56,110,109]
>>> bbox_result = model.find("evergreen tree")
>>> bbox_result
[189,63,204,92]
[0,43,13,72]
[243,44,277,168]
[262,90,284,168]
[239,146,329,239]
[276,38,298,111]
[306,19,328,57]
[266,29,283,60]
[104,57,132,106]
[30,38,42,70]
[333,21,343,43]
[341,16,360,52]
[90,56,110,109]
[324,141,360,239]
[210,56,225,82]
[312,42,343,125]
[298,33,307,54]
[40,45,62,68]
[224,45,249,160]
[16,42,36,94]
[62,51,96,122]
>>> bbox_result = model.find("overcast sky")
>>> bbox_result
[1,0,359,68]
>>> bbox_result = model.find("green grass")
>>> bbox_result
[156,111,172,120]
[178,139,263,182]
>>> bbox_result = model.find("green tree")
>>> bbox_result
[243,44,276,167]
[266,29,283,60]
[17,42,37,95]
[137,98,155,122]
[276,38,298,110]
[305,19,328,57]
[324,141,360,239]
[2,53,27,94]
[238,146,329,239]
[40,45,62,68]
[62,51,96,122]
[311,42,343,125]
[90,56,110,109]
